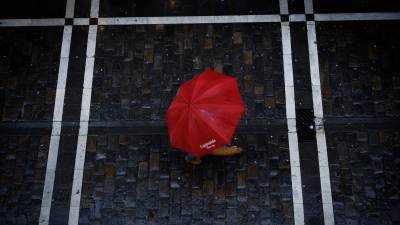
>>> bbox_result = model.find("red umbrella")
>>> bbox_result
[166,70,245,158]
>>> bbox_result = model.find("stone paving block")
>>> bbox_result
[326,129,400,224]
[92,23,284,122]
[317,22,400,118]
[79,133,293,224]
[0,135,49,224]
[0,27,62,122]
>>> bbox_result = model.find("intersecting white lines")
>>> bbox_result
[1,13,400,27]
[67,0,99,223]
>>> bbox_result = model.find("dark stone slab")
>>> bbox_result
[62,26,88,122]
[99,0,280,17]
[298,141,324,225]
[288,0,305,14]
[0,0,66,19]
[313,0,400,13]
[290,23,314,110]
[74,0,91,18]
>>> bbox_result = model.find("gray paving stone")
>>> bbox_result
[79,133,293,224]
[0,135,49,224]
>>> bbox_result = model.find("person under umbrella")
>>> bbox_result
[166,70,245,165]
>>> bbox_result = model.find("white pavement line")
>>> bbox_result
[68,24,97,225]
[289,14,306,22]
[281,22,305,225]
[73,18,90,25]
[90,0,100,18]
[0,19,65,27]
[1,13,400,27]
[279,0,289,14]
[38,25,73,225]
[65,0,75,18]
[97,15,281,25]
[315,12,400,21]
[306,21,335,225]
[304,0,314,14]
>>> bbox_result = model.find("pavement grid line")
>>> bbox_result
[1,13,400,27]
[38,0,75,223]
[67,0,99,224]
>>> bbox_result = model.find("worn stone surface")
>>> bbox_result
[326,129,400,225]
[0,0,66,19]
[313,0,400,13]
[99,0,280,17]
[91,23,285,122]
[0,27,63,122]
[0,135,50,224]
[79,133,294,225]
[317,22,400,118]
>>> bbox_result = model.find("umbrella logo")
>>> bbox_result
[199,139,216,150]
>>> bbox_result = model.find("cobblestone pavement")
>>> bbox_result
[91,23,285,122]
[1,1,400,225]
[0,135,50,224]
[78,133,293,225]
[326,129,400,225]
[317,22,400,118]
[0,27,63,122]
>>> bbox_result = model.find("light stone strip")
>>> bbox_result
[97,15,281,25]
[0,19,65,27]
[73,18,90,25]
[38,24,73,225]
[306,21,335,225]
[315,12,400,21]
[304,0,314,14]
[39,0,75,221]
[281,22,305,225]
[68,0,98,221]
[289,14,306,22]
[90,0,100,18]
[1,13,400,27]
[279,0,289,14]
[65,0,76,18]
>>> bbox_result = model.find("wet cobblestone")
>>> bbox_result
[79,133,294,225]
[99,0,279,17]
[0,135,50,224]
[326,129,400,225]
[317,22,400,118]
[0,27,63,122]
[91,23,285,122]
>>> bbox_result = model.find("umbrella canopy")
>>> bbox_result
[166,70,245,158]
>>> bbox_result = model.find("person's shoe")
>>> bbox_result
[209,146,242,156]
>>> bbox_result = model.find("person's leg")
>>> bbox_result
[209,146,242,156]
[185,153,202,165]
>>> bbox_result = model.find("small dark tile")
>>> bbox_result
[280,14,289,22]
[89,18,98,25]
[306,14,315,21]
[64,18,73,25]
